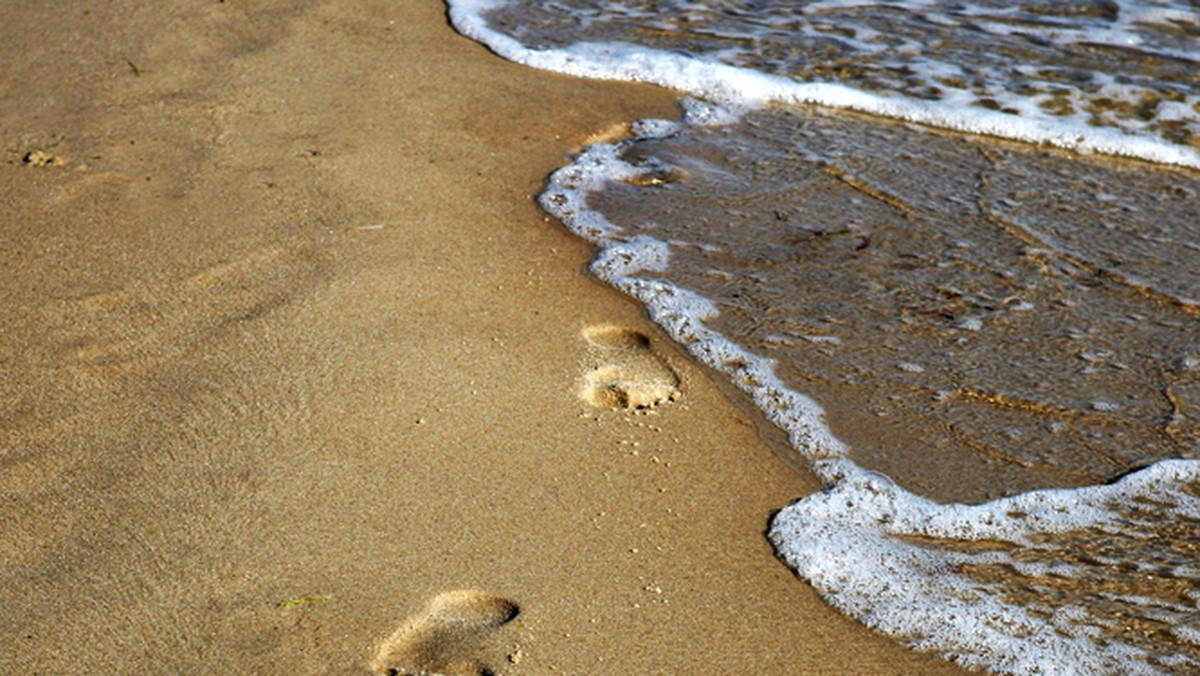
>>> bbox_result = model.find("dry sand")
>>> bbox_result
[0,1,966,673]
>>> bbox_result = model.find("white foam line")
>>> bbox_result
[447,0,1200,170]
[540,127,855,483]
[769,460,1200,675]
[536,110,1200,676]
[448,3,1200,671]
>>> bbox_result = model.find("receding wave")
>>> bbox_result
[446,0,1200,672]
[450,0,1200,168]
[539,99,1200,675]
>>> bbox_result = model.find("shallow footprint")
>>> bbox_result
[579,324,680,409]
[370,590,519,676]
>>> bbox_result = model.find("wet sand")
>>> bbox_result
[0,1,966,673]
[587,104,1200,505]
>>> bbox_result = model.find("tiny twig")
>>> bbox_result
[279,595,330,607]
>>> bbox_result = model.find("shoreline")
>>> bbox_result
[0,1,966,673]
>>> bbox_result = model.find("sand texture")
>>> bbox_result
[0,1,965,673]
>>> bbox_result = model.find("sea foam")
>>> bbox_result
[446,0,1200,672]
[449,0,1200,169]
[539,110,1200,674]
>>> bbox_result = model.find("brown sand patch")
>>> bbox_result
[59,243,327,372]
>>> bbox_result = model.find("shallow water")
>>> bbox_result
[447,0,1200,672]
[588,105,1200,503]
[484,0,1200,157]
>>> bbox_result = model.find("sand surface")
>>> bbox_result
[0,1,966,673]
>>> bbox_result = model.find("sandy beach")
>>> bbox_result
[0,1,967,673]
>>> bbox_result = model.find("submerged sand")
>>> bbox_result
[0,1,965,673]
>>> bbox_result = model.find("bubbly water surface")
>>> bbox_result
[447,1,1200,672]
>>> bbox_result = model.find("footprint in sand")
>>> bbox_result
[371,590,519,676]
[54,244,325,372]
[579,324,681,409]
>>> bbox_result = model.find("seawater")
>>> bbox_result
[446,0,1200,673]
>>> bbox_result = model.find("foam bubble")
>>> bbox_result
[535,108,1200,675]
[447,0,1200,169]
[448,1,1200,671]
[770,461,1200,674]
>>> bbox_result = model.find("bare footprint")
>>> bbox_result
[50,244,324,373]
[370,590,519,676]
[579,324,680,409]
